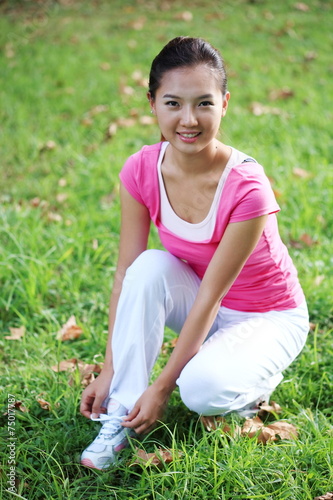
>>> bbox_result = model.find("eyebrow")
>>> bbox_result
[162,93,214,99]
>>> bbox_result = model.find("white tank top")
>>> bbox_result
[157,142,256,242]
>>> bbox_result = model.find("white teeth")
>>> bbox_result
[181,133,198,138]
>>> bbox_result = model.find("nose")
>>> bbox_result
[180,105,198,127]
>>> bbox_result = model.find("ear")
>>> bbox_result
[147,92,155,114]
[222,91,230,117]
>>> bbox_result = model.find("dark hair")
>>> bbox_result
[148,37,227,99]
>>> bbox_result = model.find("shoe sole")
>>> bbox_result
[81,458,103,470]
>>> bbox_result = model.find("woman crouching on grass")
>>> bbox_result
[79,36,309,470]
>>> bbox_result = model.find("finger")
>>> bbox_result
[91,394,106,418]
[123,405,140,422]
[80,395,95,418]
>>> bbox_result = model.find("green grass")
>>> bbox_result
[1,0,332,498]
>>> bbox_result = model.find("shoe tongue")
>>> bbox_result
[107,398,127,416]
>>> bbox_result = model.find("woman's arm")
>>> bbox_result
[80,184,151,418]
[123,214,268,433]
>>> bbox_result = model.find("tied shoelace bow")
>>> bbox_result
[90,414,125,439]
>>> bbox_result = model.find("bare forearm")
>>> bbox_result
[155,294,221,393]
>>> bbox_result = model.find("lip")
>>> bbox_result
[177,131,201,143]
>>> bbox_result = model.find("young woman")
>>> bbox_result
[80,37,309,470]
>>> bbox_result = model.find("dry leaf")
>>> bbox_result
[131,447,179,467]
[200,416,241,436]
[241,416,264,438]
[294,2,310,11]
[314,275,325,286]
[88,104,109,117]
[5,326,25,340]
[304,51,317,62]
[299,233,317,247]
[105,122,118,139]
[130,16,146,30]
[51,358,102,387]
[266,421,298,440]
[37,398,52,410]
[100,62,111,71]
[269,87,294,100]
[201,415,227,432]
[56,315,83,341]
[3,401,29,415]
[14,401,29,413]
[47,212,63,223]
[257,426,277,444]
[250,102,285,117]
[174,11,193,21]
[241,417,298,444]
[139,115,156,125]
[292,167,311,178]
[39,140,57,153]
[30,197,41,207]
[314,493,333,500]
[51,358,79,372]
[257,400,282,418]
[131,70,148,87]
[116,117,136,127]
[56,193,67,203]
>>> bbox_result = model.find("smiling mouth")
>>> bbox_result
[178,132,201,138]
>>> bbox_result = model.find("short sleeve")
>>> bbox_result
[119,151,145,205]
[228,164,280,223]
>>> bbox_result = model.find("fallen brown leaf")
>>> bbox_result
[139,115,156,125]
[129,16,146,30]
[200,415,241,437]
[241,416,264,438]
[130,447,180,467]
[51,358,79,372]
[5,326,25,340]
[299,233,317,247]
[51,358,103,387]
[3,401,29,415]
[250,102,286,117]
[314,493,333,500]
[39,140,57,153]
[100,62,111,71]
[269,87,294,101]
[292,167,312,178]
[37,398,52,410]
[266,421,298,440]
[56,315,83,341]
[47,212,63,223]
[313,275,325,287]
[241,417,298,444]
[294,2,310,11]
[257,400,282,418]
[174,11,193,21]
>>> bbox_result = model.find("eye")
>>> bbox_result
[165,101,179,107]
[199,101,214,107]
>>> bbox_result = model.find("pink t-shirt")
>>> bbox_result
[119,142,304,312]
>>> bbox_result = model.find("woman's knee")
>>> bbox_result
[124,250,168,284]
[177,362,237,415]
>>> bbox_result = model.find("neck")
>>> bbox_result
[168,139,229,176]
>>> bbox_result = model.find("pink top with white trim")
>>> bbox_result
[119,142,304,312]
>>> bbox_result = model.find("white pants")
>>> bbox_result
[109,249,309,416]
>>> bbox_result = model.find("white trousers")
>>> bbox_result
[109,249,309,416]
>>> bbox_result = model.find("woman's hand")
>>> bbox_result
[122,383,172,435]
[80,369,113,419]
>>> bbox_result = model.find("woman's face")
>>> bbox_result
[150,64,229,155]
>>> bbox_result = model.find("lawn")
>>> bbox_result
[0,0,332,499]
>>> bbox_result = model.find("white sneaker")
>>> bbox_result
[80,399,134,470]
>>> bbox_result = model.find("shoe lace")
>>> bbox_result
[91,414,125,439]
